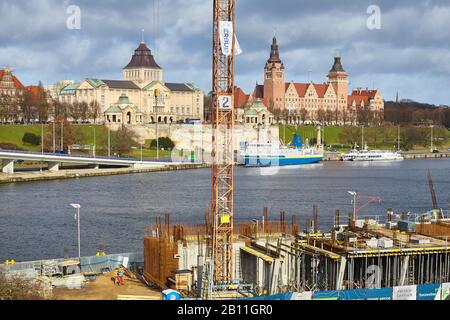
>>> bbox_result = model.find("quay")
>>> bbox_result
[0,163,210,184]
[323,150,450,161]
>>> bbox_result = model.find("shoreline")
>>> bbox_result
[0,163,210,184]
[1,152,449,184]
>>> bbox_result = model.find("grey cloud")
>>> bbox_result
[0,0,449,104]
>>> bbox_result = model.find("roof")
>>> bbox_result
[253,84,264,99]
[101,80,140,90]
[165,83,194,92]
[61,82,79,91]
[313,84,328,98]
[267,37,282,64]
[124,42,161,70]
[105,105,122,113]
[329,57,346,73]
[26,85,45,100]
[348,89,378,106]
[116,94,131,104]
[293,83,309,97]
[330,57,345,73]
[234,87,250,109]
[86,78,106,88]
[244,99,271,116]
[0,69,25,89]
[286,82,330,98]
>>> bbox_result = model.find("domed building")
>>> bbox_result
[58,41,204,124]
[104,94,144,125]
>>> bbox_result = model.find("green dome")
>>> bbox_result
[117,94,131,104]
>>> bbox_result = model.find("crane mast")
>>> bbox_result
[428,170,439,210]
[211,0,236,286]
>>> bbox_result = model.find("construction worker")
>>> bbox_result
[117,265,124,286]
[113,267,119,286]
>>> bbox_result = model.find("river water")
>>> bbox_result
[1,159,449,262]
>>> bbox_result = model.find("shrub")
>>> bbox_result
[0,142,20,150]
[150,137,175,151]
[22,132,41,146]
[0,272,46,300]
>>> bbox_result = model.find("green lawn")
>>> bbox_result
[0,124,107,151]
[279,125,344,145]
[280,125,450,151]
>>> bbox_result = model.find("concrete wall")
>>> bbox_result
[111,124,280,154]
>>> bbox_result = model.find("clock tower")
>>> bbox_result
[264,37,285,110]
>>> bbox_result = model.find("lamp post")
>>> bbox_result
[154,89,159,159]
[70,203,81,260]
[52,121,56,153]
[430,125,434,153]
[90,126,96,157]
[348,191,357,221]
[61,121,64,152]
[107,126,111,157]
[41,122,44,155]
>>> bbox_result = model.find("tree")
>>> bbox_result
[43,119,77,152]
[338,126,361,147]
[316,108,326,124]
[357,105,373,125]
[20,89,36,122]
[112,125,138,155]
[0,93,12,122]
[298,108,308,124]
[341,108,349,126]
[325,109,334,125]
[89,100,102,124]
[69,102,83,123]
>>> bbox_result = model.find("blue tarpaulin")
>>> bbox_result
[366,288,393,300]
[312,291,339,300]
[293,135,303,148]
[417,284,440,300]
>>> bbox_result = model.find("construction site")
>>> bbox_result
[138,0,450,300]
[2,0,450,302]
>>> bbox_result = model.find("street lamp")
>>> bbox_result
[90,126,96,157]
[154,89,159,160]
[348,191,357,221]
[70,203,81,260]
[107,126,111,157]
[430,125,434,153]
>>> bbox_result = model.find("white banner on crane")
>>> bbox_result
[219,21,242,56]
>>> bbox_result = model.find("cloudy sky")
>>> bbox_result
[1,0,450,105]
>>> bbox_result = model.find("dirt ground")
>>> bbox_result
[52,272,162,300]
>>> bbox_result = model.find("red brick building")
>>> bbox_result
[235,37,384,125]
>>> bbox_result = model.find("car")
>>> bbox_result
[432,149,440,153]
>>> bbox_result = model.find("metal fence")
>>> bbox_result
[0,252,143,277]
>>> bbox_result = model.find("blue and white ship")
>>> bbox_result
[238,135,323,167]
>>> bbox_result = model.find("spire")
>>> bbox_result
[329,56,346,73]
[269,36,281,62]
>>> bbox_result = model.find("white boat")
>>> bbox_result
[343,149,404,162]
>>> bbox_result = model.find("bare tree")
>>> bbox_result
[299,108,308,124]
[316,108,326,125]
[89,100,102,124]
